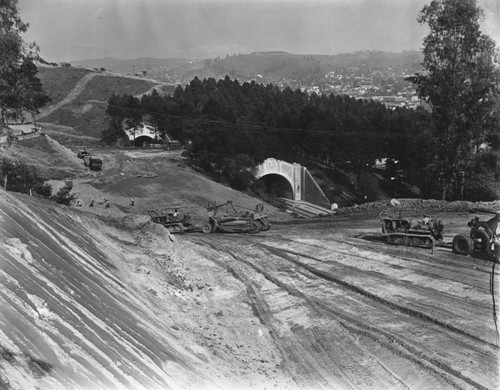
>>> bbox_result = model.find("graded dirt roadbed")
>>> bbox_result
[184,220,499,390]
[1,142,498,389]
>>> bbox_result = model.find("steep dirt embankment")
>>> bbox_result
[0,189,193,389]
[0,190,286,390]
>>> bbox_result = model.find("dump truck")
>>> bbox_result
[83,155,102,171]
[89,157,102,171]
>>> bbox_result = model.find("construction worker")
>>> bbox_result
[183,211,192,225]
[89,200,94,207]
[130,198,135,206]
[173,209,179,218]
[486,211,500,261]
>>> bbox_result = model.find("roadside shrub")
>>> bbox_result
[50,180,77,205]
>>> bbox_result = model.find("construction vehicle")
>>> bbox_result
[452,211,500,261]
[380,209,444,249]
[89,157,102,171]
[201,201,270,234]
[77,147,90,158]
[148,206,196,234]
[83,155,102,171]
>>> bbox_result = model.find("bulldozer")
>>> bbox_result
[380,209,444,249]
[148,206,196,234]
[202,201,270,234]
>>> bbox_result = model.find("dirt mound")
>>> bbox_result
[337,198,500,215]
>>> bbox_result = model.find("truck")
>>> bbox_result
[89,157,102,171]
[83,155,102,171]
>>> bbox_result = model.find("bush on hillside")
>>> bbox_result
[50,180,77,205]
[0,157,52,197]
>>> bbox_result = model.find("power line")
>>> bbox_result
[107,104,413,140]
[108,103,499,139]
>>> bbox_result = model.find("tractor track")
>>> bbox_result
[254,242,495,348]
[186,234,498,390]
[255,232,496,292]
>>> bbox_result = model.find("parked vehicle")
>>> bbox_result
[88,157,102,171]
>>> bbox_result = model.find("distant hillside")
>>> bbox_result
[164,50,423,86]
[70,57,196,77]
[36,65,174,140]
[69,51,423,88]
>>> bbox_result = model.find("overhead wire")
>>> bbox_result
[106,103,414,139]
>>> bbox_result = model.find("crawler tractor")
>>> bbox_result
[202,201,270,234]
[380,209,444,249]
[148,206,196,234]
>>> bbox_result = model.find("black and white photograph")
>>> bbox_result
[1,0,500,389]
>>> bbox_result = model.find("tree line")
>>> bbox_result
[103,0,499,202]
[103,77,439,193]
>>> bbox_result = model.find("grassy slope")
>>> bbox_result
[37,66,157,138]
[37,65,93,105]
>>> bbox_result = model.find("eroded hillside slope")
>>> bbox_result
[0,189,287,390]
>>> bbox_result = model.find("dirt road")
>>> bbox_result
[183,219,499,390]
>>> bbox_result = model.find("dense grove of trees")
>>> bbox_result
[104,76,438,194]
[409,0,499,200]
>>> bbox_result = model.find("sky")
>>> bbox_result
[17,0,500,62]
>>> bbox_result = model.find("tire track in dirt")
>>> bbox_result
[255,234,495,315]
[190,239,374,390]
[188,235,492,390]
[256,242,496,348]
[243,244,494,390]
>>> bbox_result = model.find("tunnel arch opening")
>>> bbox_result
[133,135,155,147]
[254,173,294,201]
